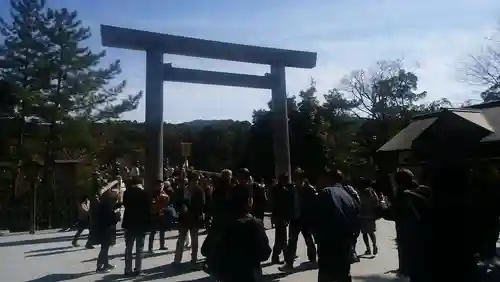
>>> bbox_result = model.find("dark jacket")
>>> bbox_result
[212,182,235,229]
[175,186,206,228]
[397,186,433,281]
[251,183,267,218]
[219,215,271,282]
[87,196,100,245]
[95,200,120,245]
[291,182,318,222]
[122,184,151,233]
[271,184,293,221]
[203,185,214,217]
[313,184,359,246]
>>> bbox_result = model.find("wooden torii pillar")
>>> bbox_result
[100,25,317,190]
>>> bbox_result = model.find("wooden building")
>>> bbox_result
[378,100,500,165]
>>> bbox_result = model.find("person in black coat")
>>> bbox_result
[201,177,214,229]
[234,168,266,221]
[280,168,317,271]
[86,176,102,249]
[270,173,293,264]
[122,176,151,276]
[72,195,90,247]
[202,169,234,277]
[94,190,121,273]
[211,169,235,230]
[173,170,206,264]
[252,178,268,221]
[218,184,271,282]
[314,169,359,282]
[148,180,169,252]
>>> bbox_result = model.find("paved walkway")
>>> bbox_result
[0,220,403,282]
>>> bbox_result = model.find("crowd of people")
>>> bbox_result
[69,161,500,282]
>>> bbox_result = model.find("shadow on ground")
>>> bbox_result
[177,277,216,282]
[24,271,94,282]
[25,246,74,253]
[0,234,88,248]
[260,261,316,281]
[80,249,176,264]
[352,274,399,281]
[0,231,125,248]
[25,247,87,258]
[94,262,201,281]
[0,229,195,248]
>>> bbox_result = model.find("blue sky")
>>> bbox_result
[2,0,500,123]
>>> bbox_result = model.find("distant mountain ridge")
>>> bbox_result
[177,119,250,129]
[178,119,229,127]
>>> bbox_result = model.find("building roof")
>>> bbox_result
[378,101,500,152]
[475,105,500,142]
[378,118,437,152]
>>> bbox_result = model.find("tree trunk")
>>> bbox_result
[8,102,27,231]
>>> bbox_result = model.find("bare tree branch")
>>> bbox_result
[461,25,500,101]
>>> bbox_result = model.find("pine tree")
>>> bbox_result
[291,82,329,179]
[38,7,143,124]
[0,0,49,147]
[1,0,143,230]
[35,5,142,224]
[33,6,142,167]
[0,0,49,117]
[0,0,50,219]
[2,1,143,158]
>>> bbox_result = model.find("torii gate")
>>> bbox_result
[100,25,317,190]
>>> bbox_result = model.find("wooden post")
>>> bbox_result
[145,50,164,191]
[271,65,291,182]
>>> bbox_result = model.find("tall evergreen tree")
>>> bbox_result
[291,82,329,179]
[0,0,50,210]
[1,0,143,229]
[28,6,141,183]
